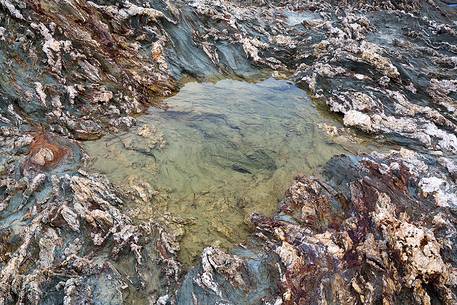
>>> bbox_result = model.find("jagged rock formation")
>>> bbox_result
[186,0,457,153]
[182,150,457,305]
[0,0,456,304]
[254,150,457,305]
[0,131,183,304]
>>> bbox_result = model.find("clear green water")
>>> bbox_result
[84,78,374,265]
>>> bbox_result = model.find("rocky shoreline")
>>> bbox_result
[0,1,456,304]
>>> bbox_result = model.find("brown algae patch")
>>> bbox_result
[84,78,378,265]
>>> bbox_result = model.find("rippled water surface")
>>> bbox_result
[84,78,373,264]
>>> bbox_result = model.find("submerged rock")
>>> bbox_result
[184,151,457,305]
[0,0,456,304]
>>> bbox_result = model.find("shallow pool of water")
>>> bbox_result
[84,78,373,265]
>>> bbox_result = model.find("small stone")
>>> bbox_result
[343,110,373,132]
[31,147,54,166]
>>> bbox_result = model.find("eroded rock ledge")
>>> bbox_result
[183,150,457,305]
[0,0,456,304]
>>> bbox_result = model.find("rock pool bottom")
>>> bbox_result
[84,78,377,265]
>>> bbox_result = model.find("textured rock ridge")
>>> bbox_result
[0,0,456,304]
[181,151,457,305]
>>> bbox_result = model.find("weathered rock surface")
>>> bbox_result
[0,0,456,304]
[254,150,457,305]
[0,133,183,304]
[182,150,457,305]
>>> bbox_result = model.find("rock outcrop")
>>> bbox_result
[183,150,457,305]
[0,0,456,304]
